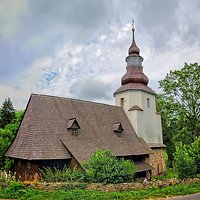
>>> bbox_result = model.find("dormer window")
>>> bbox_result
[67,118,80,136]
[113,122,124,137]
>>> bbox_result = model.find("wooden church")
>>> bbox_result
[6,22,166,180]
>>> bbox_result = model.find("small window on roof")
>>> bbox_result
[67,118,80,136]
[113,122,124,137]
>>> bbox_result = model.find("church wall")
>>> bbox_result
[137,92,163,144]
[115,90,163,144]
[138,91,163,143]
[14,157,81,181]
[115,90,142,109]
[69,156,82,169]
[115,90,142,134]
[14,159,40,181]
[149,148,166,176]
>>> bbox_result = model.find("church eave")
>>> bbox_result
[114,84,156,96]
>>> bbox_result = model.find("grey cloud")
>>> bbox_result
[137,0,179,51]
[14,0,113,53]
[70,76,113,101]
[180,19,200,48]
[0,39,36,83]
[0,0,114,82]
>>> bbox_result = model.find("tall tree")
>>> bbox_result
[0,98,15,128]
[0,110,24,170]
[159,62,200,144]
[156,94,176,167]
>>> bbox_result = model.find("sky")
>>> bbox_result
[0,0,199,110]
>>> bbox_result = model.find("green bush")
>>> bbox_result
[2,181,26,199]
[174,143,197,179]
[83,149,135,184]
[189,137,200,173]
[40,165,84,182]
[40,150,135,184]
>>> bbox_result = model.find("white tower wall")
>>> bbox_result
[115,90,163,144]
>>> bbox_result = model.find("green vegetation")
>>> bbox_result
[153,168,176,181]
[40,166,84,182]
[40,149,135,184]
[174,138,200,179]
[0,98,24,170]
[0,98,15,128]
[174,143,197,179]
[83,149,135,184]
[189,137,200,174]
[0,181,200,200]
[157,62,200,167]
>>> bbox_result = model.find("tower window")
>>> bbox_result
[120,98,124,107]
[147,98,150,108]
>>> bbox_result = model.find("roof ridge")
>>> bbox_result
[31,93,122,109]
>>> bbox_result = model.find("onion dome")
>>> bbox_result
[121,66,149,85]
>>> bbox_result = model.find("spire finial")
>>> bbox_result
[132,18,135,32]
[128,19,140,55]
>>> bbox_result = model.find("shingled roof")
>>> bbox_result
[6,94,152,164]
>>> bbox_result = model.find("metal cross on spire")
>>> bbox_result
[132,18,135,32]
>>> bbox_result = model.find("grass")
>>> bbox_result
[0,181,200,200]
[152,168,176,181]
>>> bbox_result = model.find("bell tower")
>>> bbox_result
[114,21,166,175]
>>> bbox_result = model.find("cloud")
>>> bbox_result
[3,0,113,53]
[70,76,112,101]
[0,0,27,40]
[38,24,129,102]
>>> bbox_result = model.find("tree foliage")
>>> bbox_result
[156,94,176,167]
[174,137,200,179]
[189,137,200,173]
[157,63,200,166]
[83,149,135,184]
[0,98,15,128]
[174,143,197,179]
[0,98,24,170]
[158,63,200,143]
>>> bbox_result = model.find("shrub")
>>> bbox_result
[174,143,197,179]
[189,137,200,173]
[40,165,84,182]
[3,181,26,198]
[83,149,135,184]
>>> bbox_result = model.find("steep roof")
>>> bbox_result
[6,94,152,164]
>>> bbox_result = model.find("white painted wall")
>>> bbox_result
[115,90,163,144]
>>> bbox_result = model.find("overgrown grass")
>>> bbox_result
[0,181,200,200]
[153,168,176,181]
